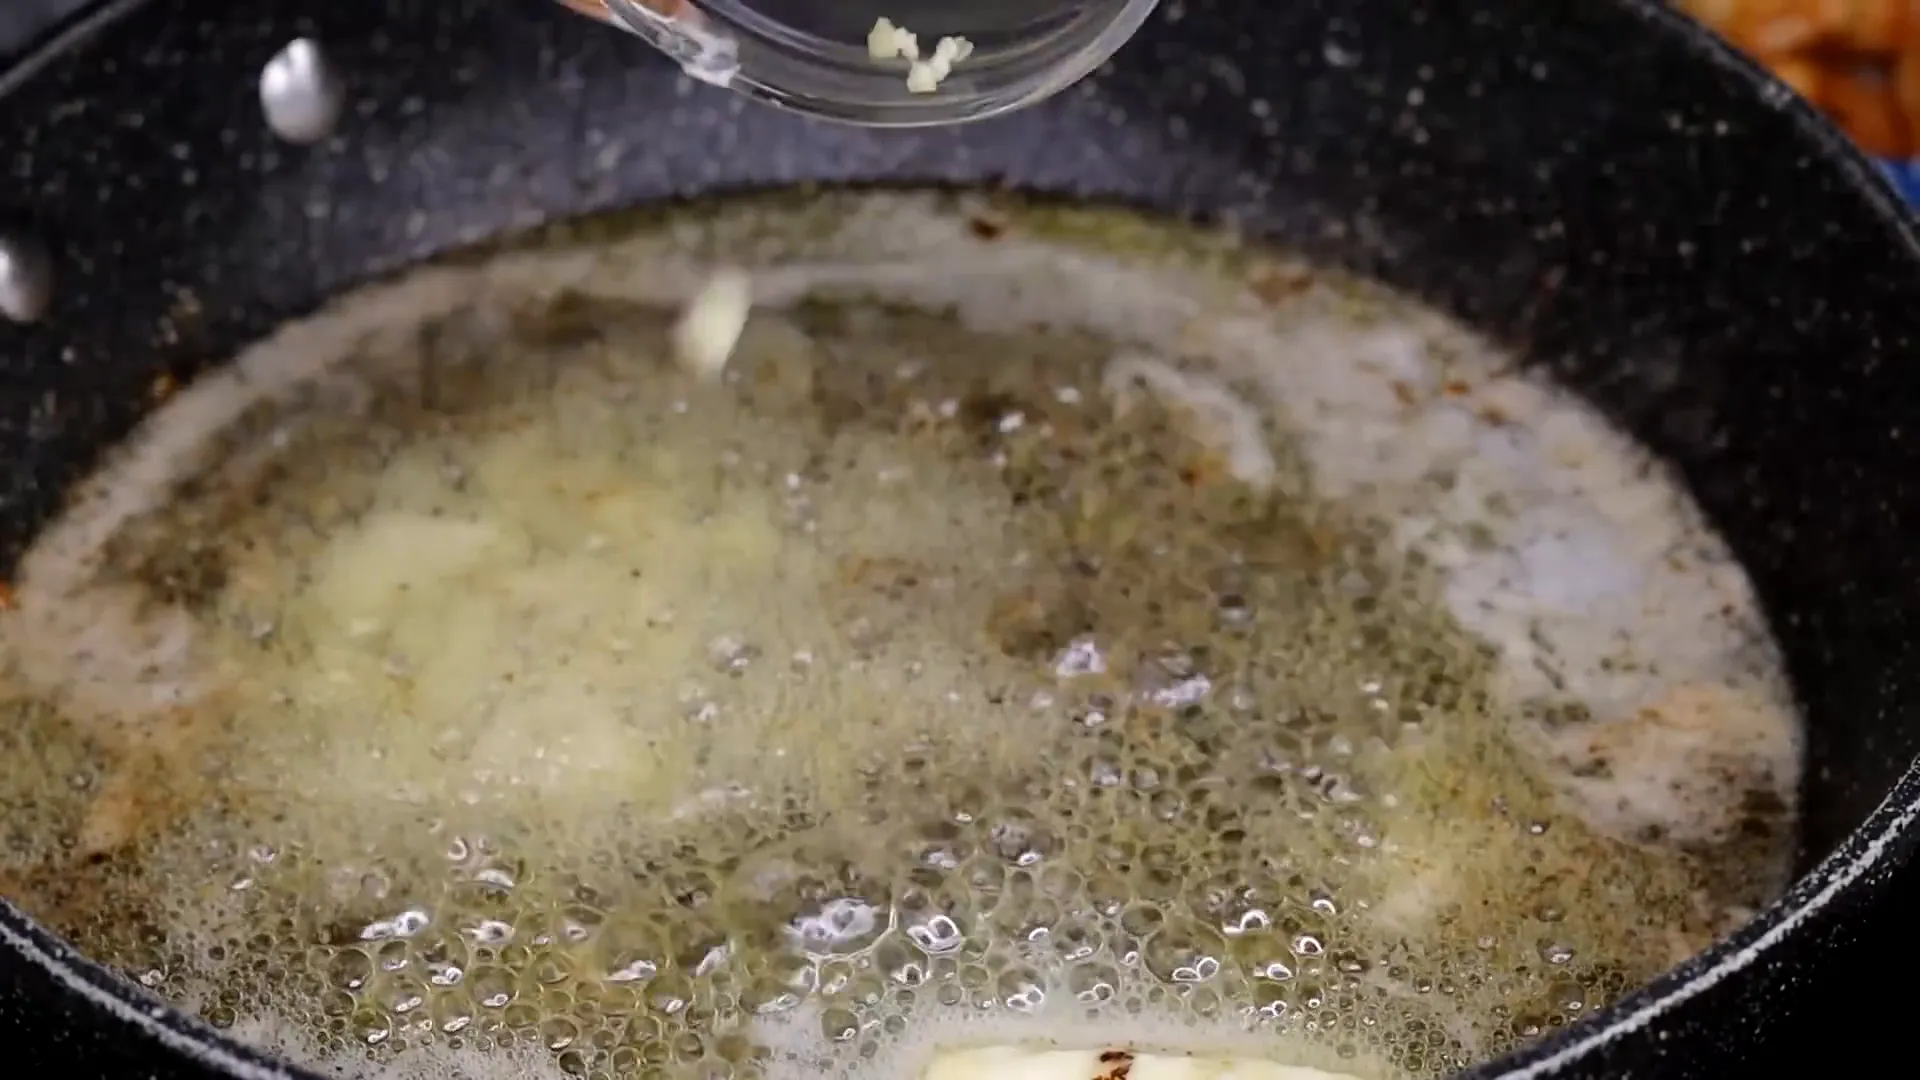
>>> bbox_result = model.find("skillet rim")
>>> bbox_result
[0,1,1917,1077]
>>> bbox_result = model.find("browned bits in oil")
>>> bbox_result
[504,288,608,350]
[1248,259,1314,304]
[838,556,927,599]
[76,705,218,858]
[149,372,179,404]
[967,209,1010,241]
[986,581,1089,661]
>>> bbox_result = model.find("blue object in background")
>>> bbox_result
[1886,161,1920,206]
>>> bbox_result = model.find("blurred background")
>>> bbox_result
[1673,0,1920,199]
[1680,0,1917,154]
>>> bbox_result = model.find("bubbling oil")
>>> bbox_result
[0,193,1800,1080]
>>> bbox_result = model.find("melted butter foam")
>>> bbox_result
[0,193,1801,1080]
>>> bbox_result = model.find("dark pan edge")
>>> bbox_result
[0,897,313,1080]
[1619,0,1920,249]
[0,0,146,97]
[1480,778,1920,1077]
[1475,0,1920,1073]
[0,7,322,1076]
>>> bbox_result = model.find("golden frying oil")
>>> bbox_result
[0,193,1799,1080]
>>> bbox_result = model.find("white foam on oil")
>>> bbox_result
[217,1001,1385,1080]
[226,1012,572,1080]
[749,1000,1394,1080]
[715,198,1800,851]
[0,193,1805,1080]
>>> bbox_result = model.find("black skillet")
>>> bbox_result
[4,0,1920,1077]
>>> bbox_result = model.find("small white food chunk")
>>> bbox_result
[868,17,920,60]
[904,62,941,93]
[671,268,753,380]
[868,18,972,93]
[933,36,975,67]
[907,35,975,93]
[920,1046,1368,1080]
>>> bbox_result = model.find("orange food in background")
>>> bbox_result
[1681,0,1920,157]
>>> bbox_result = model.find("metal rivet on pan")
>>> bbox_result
[0,234,53,324]
[259,38,345,145]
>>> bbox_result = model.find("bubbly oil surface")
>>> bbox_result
[0,193,1801,1080]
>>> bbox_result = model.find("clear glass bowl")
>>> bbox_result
[586,0,1160,126]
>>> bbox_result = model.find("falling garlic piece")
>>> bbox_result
[671,268,753,381]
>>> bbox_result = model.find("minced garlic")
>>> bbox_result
[671,268,752,380]
[867,17,974,94]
